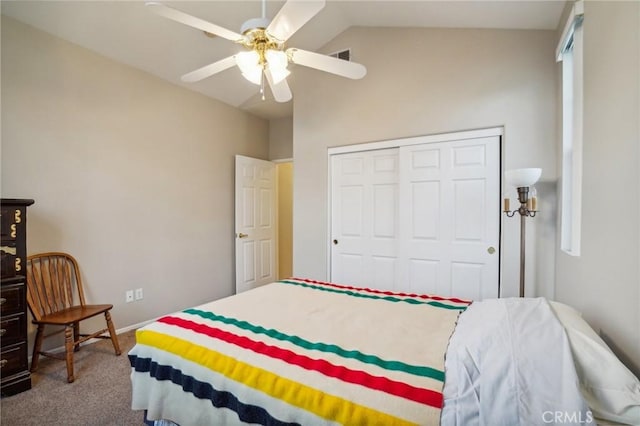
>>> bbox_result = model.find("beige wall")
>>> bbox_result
[292,27,558,298]
[555,1,640,374]
[269,117,293,161]
[1,17,269,346]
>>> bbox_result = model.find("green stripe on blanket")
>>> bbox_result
[184,307,446,382]
[279,279,468,310]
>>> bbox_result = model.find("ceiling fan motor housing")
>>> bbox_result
[241,17,271,35]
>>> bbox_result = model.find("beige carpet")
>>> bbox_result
[1,330,145,425]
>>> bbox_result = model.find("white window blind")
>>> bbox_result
[557,1,584,256]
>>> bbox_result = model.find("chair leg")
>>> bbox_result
[30,324,45,372]
[64,326,75,383]
[105,311,121,356]
[73,321,80,352]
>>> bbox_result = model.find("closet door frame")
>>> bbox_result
[327,127,504,297]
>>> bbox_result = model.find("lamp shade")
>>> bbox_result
[265,50,288,71]
[265,49,290,84]
[235,51,262,85]
[241,69,263,85]
[505,168,542,187]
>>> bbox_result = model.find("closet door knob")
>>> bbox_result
[333,239,338,245]
[487,246,496,254]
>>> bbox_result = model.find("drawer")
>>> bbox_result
[0,282,26,317]
[1,248,18,278]
[0,313,25,346]
[0,207,23,241]
[1,341,28,377]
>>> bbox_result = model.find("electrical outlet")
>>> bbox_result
[135,288,143,301]
[125,290,134,303]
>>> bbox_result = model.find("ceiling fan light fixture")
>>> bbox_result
[241,69,263,85]
[235,50,263,85]
[265,49,288,69]
[235,50,260,73]
[265,49,289,84]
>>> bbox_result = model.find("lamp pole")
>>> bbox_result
[520,201,527,298]
[505,186,537,297]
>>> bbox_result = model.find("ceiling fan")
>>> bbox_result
[146,0,367,103]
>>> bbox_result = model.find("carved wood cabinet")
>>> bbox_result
[1,198,34,396]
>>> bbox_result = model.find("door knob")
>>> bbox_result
[333,239,338,245]
[237,233,249,239]
[487,246,496,254]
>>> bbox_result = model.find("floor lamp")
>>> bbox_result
[503,168,541,297]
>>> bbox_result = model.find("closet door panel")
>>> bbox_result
[411,181,440,239]
[399,136,499,299]
[331,149,400,290]
[448,138,499,300]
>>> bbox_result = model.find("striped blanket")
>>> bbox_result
[129,278,471,425]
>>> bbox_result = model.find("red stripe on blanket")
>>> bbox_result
[158,315,444,408]
[290,277,472,305]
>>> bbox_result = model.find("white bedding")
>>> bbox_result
[441,297,593,425]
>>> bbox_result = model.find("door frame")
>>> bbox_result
[326,126,504,294]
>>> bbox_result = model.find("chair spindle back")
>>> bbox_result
[26,252,87,321]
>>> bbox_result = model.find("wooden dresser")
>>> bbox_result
[1,198,34,396]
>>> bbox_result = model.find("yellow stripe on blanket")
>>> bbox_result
[138,329,417,426]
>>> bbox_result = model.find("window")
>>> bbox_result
[557,1,584,256]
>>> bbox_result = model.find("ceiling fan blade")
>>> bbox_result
[267,0,325,42]
[181,56,237,83]
[288,48,367,80]
[265,69,293,103]
[146,2,243,42]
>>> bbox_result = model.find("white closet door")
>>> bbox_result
[330,148,400,289]
[399,136,500,300]
[330,135,500,300]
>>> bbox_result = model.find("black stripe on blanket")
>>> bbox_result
[129,354,301,426]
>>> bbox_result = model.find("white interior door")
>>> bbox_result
[330,135,500,300]
[235,155,276,293]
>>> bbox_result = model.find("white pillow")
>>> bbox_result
[549,301,640,425]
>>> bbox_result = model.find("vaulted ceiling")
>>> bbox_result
[1,1,566,119]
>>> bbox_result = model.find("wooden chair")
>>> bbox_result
[25,252,121,383]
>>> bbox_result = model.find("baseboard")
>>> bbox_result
[114,318,156,335]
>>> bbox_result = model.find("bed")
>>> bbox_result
[129,278,640,425]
